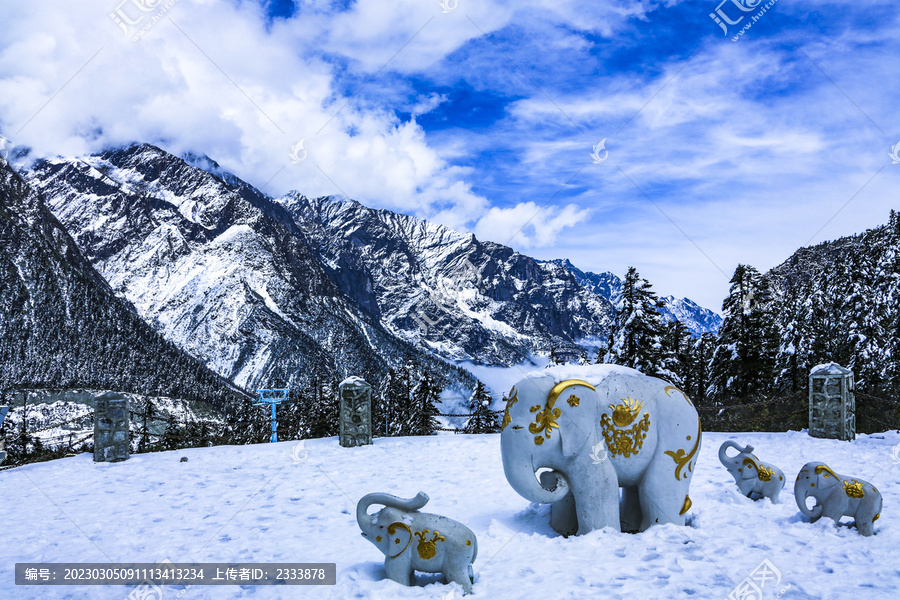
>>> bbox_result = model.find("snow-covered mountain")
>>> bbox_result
[657,296,722,336]
[280,195,617,365]
[765,211,900,392]
[543,259,722,337]
[27,144,472,392]
[0,159,248,411]
[26,142,721,388]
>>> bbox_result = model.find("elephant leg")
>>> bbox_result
[445,562,474,594]
[550,492,578,537]
[573,458,620,534]
[856,501,879,536]
[637,458,692,531]
[620,486,642,533]
[820,504,845,527]
[769,484,781,504]
[856,518,875,536]
[384,558,413,587]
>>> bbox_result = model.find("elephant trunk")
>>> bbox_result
[502,454,571,505]
[356,492,429,536]
[794,485,822,520]
[718,440,746,467]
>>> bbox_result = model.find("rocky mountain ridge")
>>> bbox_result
[27,144,473,393]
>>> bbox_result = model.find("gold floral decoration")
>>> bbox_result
[843,480,866,499]
[742,457,773,481]
[609,397,644,427]
[529,396,562,445]
[600,412,651,457]
[665,423,702,480]
[414,529,446,560]
[501,386,519,431]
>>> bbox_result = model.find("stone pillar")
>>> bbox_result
[94,392,130,462]
[0,405,9,465]
[339,377,372,448]
[809,363,855,441]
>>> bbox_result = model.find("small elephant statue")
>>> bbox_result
[718,441,785,503]
[794,462,883,536]
[357,491,477,594]
[500,365,701,535]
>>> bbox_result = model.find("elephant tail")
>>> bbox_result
[356,492,429,529]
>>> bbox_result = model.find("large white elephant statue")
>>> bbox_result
[794,462,882,536]
[500,365,701,535]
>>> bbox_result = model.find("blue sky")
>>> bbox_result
[1,0,898,310]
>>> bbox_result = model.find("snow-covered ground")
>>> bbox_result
[2,430,899,599]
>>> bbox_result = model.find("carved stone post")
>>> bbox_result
[94,392,130,462]
[809,363,855,441]
[339,377,372,448]
[0,405,8,465]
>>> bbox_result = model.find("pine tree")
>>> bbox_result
[380,368,407,437]
[409,372,442,436]
[709,264,779,402]
[604,266,665,376]
[307,371,339,439]
[546,345,565,367]
[688,332,717,406]
[463,381,500,434]
[277,389,304,441]
[659,320,692,387]
[578,349,590,366]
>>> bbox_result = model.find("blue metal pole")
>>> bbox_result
[271,402,277,443]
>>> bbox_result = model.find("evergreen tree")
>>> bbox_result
[409,372,442,436]
[307,371,339,438]
[380,368,407,437]
[277,389,304,441]
[578,349,590,366]
[709,264,779,402]
[659,320,693,388]
[604,267,665,376]
[546,345,565,367]
[463,381,500,434]
[689,332,717,405]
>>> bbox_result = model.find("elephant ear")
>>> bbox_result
[551,380,598,458]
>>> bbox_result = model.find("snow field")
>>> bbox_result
[2,430,899,599]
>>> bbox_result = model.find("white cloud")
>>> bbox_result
[0,0,497,223]
[473,201,591,249]
[2,0,897,313]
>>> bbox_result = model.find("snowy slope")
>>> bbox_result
[2,430,898,599]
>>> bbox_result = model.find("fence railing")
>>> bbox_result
[695,391,808,432]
